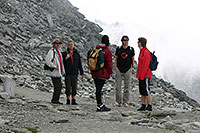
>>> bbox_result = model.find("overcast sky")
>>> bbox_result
[69,0,200,29]
[69,0,200,72]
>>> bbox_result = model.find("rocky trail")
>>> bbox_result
[1,83,200,133]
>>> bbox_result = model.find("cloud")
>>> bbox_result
[69,0,200,71]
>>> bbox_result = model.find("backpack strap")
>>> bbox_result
[130,46,134,51]
[142,48,148,57]
[89,48,102,57]
[99,46,106,51]
[51,48,56,62]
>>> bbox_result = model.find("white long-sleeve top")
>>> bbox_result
[45,47,65,78]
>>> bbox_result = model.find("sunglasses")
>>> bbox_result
[123,39,129,41]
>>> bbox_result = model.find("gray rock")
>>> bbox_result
[190,122,200,128]
[153,123,166,129]
[28,38,41,49]
[182,123,197,131]
[71,111,87,116]
[162,87,200,108]
[46,14,54,27]
[164,121,183,132]
[131,119,150,125]
[0,92,9,99]
[50,119,69,124]
[165,115,172,121]
[9,127,32,133]
[0,39,12,47]
[0,76,15,97]
[0,117,9,125]
[121,111,137,117]
[173,119,191,125]
[152,88,164,94]
[151,110,176,118]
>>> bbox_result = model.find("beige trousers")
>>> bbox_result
[115,68,131,104]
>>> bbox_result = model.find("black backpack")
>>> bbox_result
[149,51,158,71]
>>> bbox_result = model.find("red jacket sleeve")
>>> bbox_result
[105,49,113,75]
[140,50,151,80]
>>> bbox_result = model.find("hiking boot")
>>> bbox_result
[97,104,111,112]
[146,104,152,111]
[51,101,63,105]
[137,104,146,111]
[72,99,78,105]
[66,99,70,105]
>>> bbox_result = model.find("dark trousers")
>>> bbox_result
[51,77,62,102]
[139,78,150,96]
[93,78,106,104]
[65,75,78,96]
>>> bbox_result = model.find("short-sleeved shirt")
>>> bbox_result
[115,46,135,73]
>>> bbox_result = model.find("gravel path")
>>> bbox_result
[0,86,171,133]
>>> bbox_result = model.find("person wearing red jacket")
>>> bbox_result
[91,35,113,112]
[136,37,152,111]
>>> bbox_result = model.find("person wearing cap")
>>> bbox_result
[136,37,152,111]
[62,41,84,105]
[45,39,65,104]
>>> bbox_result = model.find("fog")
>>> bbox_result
[69,0,200,102]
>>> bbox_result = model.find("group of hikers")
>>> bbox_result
[45,35,153,112]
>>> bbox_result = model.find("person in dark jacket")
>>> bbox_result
[62,41,84,105]
[136,37,152,111]
[91,35,113,112]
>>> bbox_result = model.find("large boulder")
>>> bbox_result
[0,76,15,98]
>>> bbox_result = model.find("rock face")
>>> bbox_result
[0,0,102,90]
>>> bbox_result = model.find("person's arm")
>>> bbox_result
[114,47,119,69]
[131,56,134,70]
[106,50,113,75]
[115,56,118,69]
[63,50,70,60]
[79,57,84,80]
[61,51,67,65]
[131,47,135,70]
[45,49,57,69]
[78,55,84,76]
